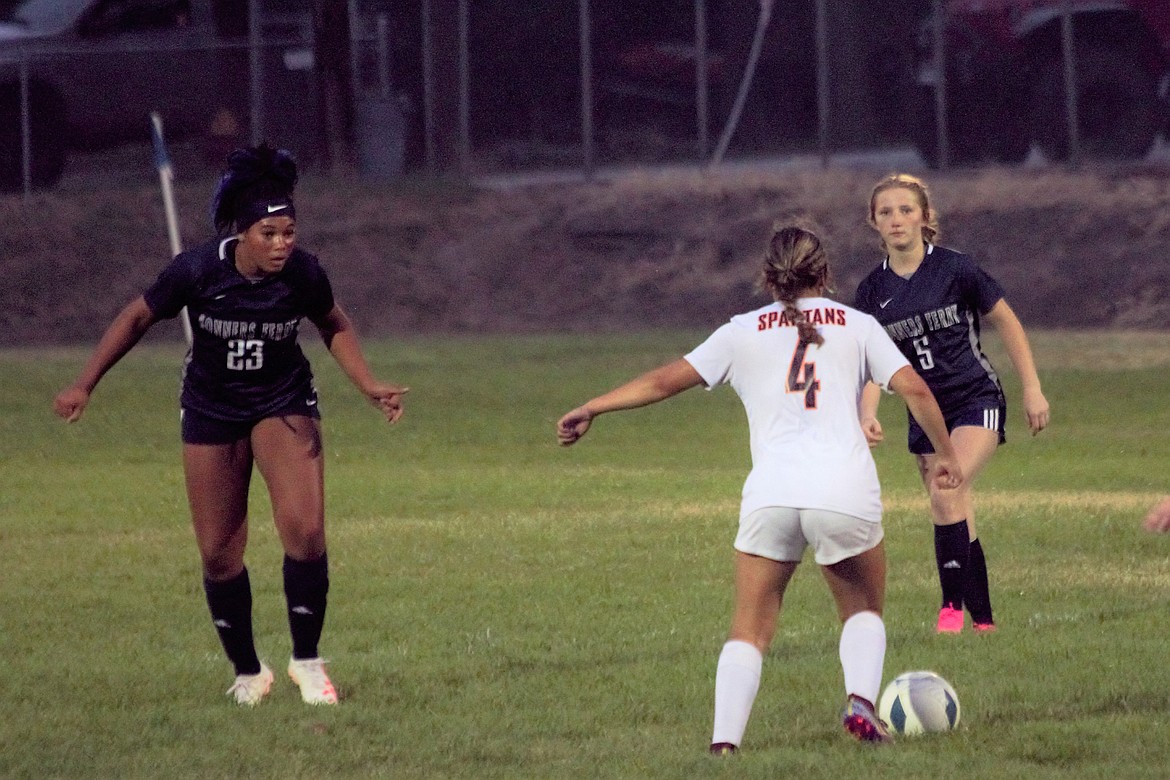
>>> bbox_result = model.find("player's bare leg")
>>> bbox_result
[252,415,337,704]
[184,439,265,696]
[710,553,796,753]
[917,426,999,631]
[822,544,891,742]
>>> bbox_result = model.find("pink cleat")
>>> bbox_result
[842,695,893,743]
[936,605,964,634]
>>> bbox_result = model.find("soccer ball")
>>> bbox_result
[878,670,961,735]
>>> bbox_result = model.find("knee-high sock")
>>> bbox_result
[839,610,885,705]
[934,520,970,609]
[283,552,329,660]
[204,568,261,676]
[711,640,763,747]
[964,538,994,624]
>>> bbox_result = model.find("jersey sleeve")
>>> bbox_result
[142,252,198,320]
[297,253,336,320]
[684,322,736,389]
[852,272,877,314]
[862,313,911,390]
[958,255,1006,315]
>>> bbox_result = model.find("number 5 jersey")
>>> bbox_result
[853,243,1006,415]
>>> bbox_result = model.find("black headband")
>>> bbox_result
[236,198,296,232]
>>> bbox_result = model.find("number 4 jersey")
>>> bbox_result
[685,297,910,523]
[853,244,1005,414]
[143,237,334,421]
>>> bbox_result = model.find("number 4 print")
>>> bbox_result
[787,341,820,409]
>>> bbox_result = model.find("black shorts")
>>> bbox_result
[181,389,321,445]
[908,398,1006,455]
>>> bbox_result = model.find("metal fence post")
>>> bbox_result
[815,0,829,167]
[579,0,594,179]
[1060,1,1080,166]
[422,0,436,174]
[932,0,949,169]
[19,54,30,199]
[248,0,262,146]
[458,0,470,175]
[695,0,709,159]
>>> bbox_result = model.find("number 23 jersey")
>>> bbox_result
[853,244,1005,412]
[685,297,910,523]
[143,237,335,421]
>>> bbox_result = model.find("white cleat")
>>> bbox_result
[287,657,339,705]
[227,662,274,707]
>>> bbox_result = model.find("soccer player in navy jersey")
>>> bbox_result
[53,144,408,706]
[854,173,1049,635]
[558,223,963,749]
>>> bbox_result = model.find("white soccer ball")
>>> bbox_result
[878,670,961,735]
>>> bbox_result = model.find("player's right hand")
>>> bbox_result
[861,416,884,447]
[930,456,964,491]
[53,387,90,423]
[557,406,593,446]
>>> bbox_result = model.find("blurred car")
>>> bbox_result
[0,0,307,189]
[912,0,1170,166]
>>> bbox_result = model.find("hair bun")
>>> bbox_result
[211,142,298,234]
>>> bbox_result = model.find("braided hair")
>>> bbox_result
[760,223,831,347]
[211,143,299,236]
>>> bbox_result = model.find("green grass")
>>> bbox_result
[4,330,1170,779]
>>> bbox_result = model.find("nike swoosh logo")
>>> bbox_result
[214,294,227,300]
[267,204,289,213]
[879,298,893,308]
[306,398,318,407]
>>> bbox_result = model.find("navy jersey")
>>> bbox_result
[143,237,335,421]
[853,244,1004,412]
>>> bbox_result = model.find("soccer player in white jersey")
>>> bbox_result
[854,173,1049,634]
[557,223,963,750]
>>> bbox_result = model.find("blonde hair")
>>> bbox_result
[760,223,830,347]
[868,173,940,246]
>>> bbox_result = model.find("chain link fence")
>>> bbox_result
[4,0,1168,194]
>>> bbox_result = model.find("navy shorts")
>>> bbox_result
[908,399,1006,455]
[181,389,321,445]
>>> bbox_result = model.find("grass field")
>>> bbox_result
[4,329,1170,779]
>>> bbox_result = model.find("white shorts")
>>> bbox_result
[734,506,884,565]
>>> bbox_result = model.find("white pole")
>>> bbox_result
[150,112,192,345]
[708,0,774,170]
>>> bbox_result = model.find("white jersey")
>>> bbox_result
[685,297,911,523]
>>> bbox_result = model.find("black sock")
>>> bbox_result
[933,521,970,610]
[204,568,261,676]
[284,552,329,660]
[965,538,994,625]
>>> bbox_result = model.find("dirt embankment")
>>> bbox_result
[4,163,1169,347]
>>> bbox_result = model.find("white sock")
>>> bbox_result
[838,610,885,705]
[711,640,763,746]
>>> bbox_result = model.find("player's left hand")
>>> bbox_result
[54,386,90,423]
[369,383,409,424]
[1023,386,1049,435]
[557,406,593,446]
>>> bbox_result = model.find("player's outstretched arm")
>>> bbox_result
[313,304,408,423]
[859,381,884,446]
[557,358,704,446]
[888,366,963,490]
[985,299,1049,435]
[53,296,158,423]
